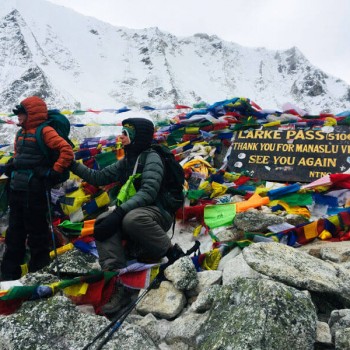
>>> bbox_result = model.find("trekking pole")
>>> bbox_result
[85,240,201,350]
[95,285,155,350]
[82,278,158,350]
[45,188,61,281]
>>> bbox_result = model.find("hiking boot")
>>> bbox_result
[0,272,20,282]
[101,283,132,315]
[166,243,185,263]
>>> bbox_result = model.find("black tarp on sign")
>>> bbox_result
[228,125,350,183]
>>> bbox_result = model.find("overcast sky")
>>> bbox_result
[48,0,350,84]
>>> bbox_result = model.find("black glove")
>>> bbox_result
[68,160,78,171]
[4,158,15,177]
[95,211,112,225]
[48,169,62,184]
[93,207,125,242]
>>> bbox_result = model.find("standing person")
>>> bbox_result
[69,117,183,314]
[1,96,74,281]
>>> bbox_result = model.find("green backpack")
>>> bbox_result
[35,109,74,184]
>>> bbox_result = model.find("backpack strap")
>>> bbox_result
[35,122,51,160]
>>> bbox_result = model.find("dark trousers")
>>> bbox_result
[96,206,172,270]
[1,190,50,280]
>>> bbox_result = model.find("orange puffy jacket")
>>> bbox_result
[14,96,74,173]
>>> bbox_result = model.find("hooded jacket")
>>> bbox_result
[70,118,172,222]
[10,96,74,192]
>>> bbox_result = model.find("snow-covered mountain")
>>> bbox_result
[1,0,350,115]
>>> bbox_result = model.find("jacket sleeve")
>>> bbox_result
[42,126,74,173]
[70,158,124,186]
[120,150,164,213]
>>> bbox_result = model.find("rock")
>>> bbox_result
[222,252,268,284]
[132,313,171,345]
[321,246,350,264]
[165,309,209,347]
[284,213,310,226]
[328,309,350,339]
[217,246,241,270]
[243,242,350,305]
[299,240,350,263]
[136,281,186,319]
[234,209,284,232]
[190,285,221,313]
[20,272,59,286]
[0,295,158,350]
[197,277,317,350]
[159,340,191,350]
[76,304,96,315]
[213,226,244,242]
[335,328,350,350]
[315,321,332,345]
[164,257,198,290]
[186,270,222,297]
[46,247,98,276]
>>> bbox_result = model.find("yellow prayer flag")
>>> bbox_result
[64,283,89,297]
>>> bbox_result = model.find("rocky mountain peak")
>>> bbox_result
[0,0,349,114]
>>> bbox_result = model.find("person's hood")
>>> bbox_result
[15,96,48,129]
[122,118,154,156]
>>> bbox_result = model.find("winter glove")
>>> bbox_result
[93,207,125,242]
[4,158,15,177]
[48,169,62,184]
[68,160,78,171]
[95,210,112,225]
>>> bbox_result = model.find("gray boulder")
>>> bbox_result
[217,246,242,270]
[164,256,198,291]
[132,313,170,345]
[234,209,284,232]
[222,252,268,284]
[329,309,350,340]
[299,240,350,264]
[243,242,350,305]
[335,328,350,350]
[165,309,210,348]
[46,247,98,275]
[315,321,332,346]
[190,285,221,313]
[136,281,186,319]
[196,277,317,350]
[186,270,222,297]
[0,295,157,350]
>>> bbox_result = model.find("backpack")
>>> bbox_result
[35,109,74,184]
[145,143,185,214]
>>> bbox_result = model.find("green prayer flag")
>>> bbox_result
[1,286,37,300]
[72,110,86,115]
[204,203,236,228]
[187,189,206,200]
[58,220,84,232]
[278,192,313,206]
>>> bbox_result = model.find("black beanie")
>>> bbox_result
[122,118,154,155]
